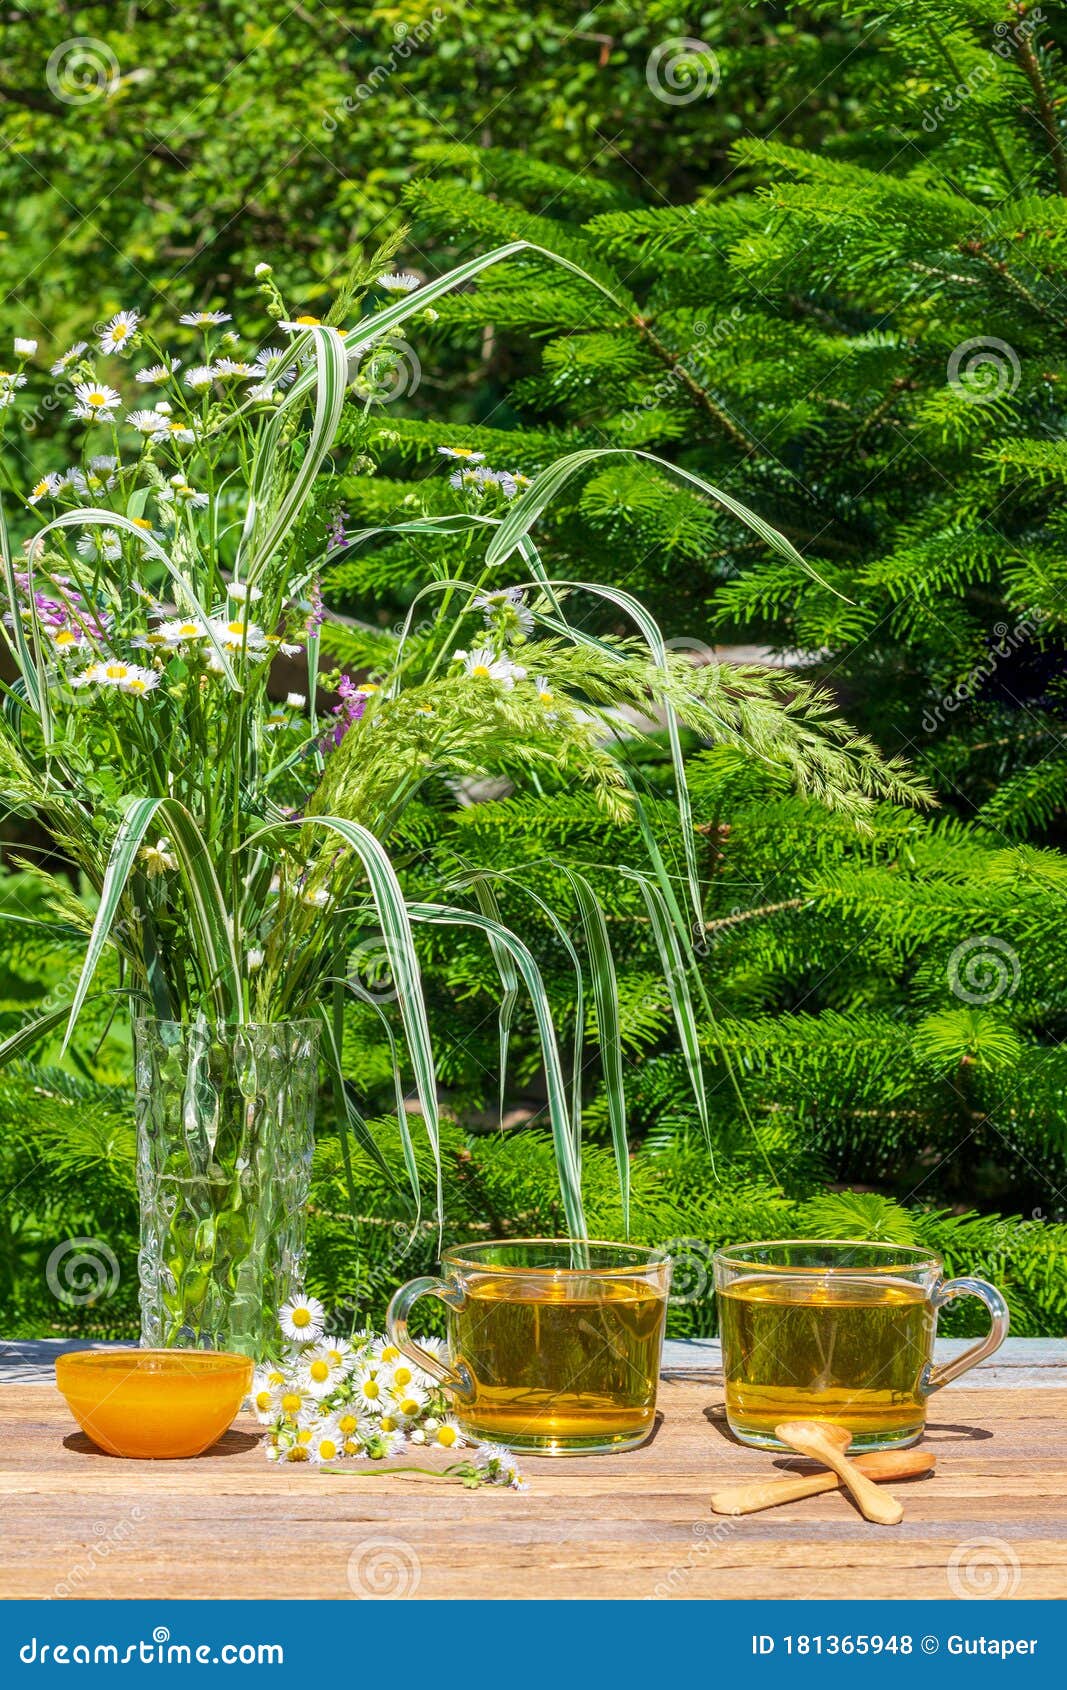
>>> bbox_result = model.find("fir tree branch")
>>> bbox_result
[1016,27,1067,198]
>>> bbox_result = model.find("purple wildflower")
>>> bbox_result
[305,576,325,634]
[326,509,349,551]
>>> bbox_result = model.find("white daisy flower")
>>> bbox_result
[285,691,306,709]
[179,309,231,326]
[388,1358,431,1393]
[418,1336,450,1366]
[247,382,278,403]
[279,315,323,332]
[432,1415,467,1450]
[135,361,178,383]
[27,473,60,505]
[275,1382,313,1421]
[211,357,258,380]
[158,476,209,508]
[127,408,168,434]
[249,1370,279,1423]
[300,886,331,909]
[99,310,140,355]
[352,1371,385,1409]
[76,529,122,562]
[332,1409,363,1442]
[453,646,527,689]
[278,1294,326,1343]
[377,271,421,293]
[209,616,269,651]
[49,627,87,657]
[94,660,136,687]
[252,346,297,386]
[154,400,172,414]
[182,364,215,391]
[437,446,485,462]
[120,666,161,696]
[308,1425,344,1464]
[300,1344,346,1397]
[14,337,37,357]
[226,580,263,603]
[71,381,121,421]
[51,342,87,376]
[391,1382,428,1420]
[70,663,104,689]
[163,420,196,445]
[247,947,265,971]
[321,1335,355,1371]
[534,674,555,706]
[156,616,209,646]
[408,1427,427,1445]
[474,587,535,637]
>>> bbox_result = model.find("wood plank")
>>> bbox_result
[1,1377,1064,1600]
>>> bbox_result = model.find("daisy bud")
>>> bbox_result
[14,337,37,357]
[254,262,273,277]
[247,948,265,971]
[154,400,172,414]
[286,692,306,709]
[408,1428,426,1445]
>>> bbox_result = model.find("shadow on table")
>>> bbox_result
[62,1428,260,1459]
[701,1401,993,1445]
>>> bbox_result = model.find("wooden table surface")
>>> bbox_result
[2,1339,1064,1600]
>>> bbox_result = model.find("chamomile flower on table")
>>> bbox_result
[279,1294,326,1344]
[392,1383,429,1421]
[249,1371,279,1423]
[300,1344,347,1397]
[431,1416,467,1451]
[308,1424,344,1464]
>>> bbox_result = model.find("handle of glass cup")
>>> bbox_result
[385,1275,476,1402]
[921,1276,1010,1394]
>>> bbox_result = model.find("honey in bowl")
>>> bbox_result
[56,1349,253,1459]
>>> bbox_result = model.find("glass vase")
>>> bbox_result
[134,1018,320,1358]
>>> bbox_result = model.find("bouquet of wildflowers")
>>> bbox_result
[253,1294,526,1489]
[0,238,927,1237]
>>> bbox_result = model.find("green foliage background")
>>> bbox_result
[3,0,1067,1337]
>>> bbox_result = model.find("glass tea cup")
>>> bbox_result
[386,1239,671,1455]
[714,1239,1009,1451]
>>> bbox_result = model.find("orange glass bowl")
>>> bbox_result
[55,1349,253,1459]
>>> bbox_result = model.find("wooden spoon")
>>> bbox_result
[774,1420,905,1525]
[711,1447,934,1516]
